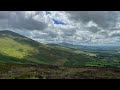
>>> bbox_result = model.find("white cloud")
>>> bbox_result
[0,11,120,45]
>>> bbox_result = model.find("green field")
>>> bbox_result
[0,37,37,59]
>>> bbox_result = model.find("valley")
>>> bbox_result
[0,30,120,79]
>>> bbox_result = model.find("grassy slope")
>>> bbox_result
[0,30,120,68]
[0,30,95,66]
[1,30,120,79]
[0,37,37,59]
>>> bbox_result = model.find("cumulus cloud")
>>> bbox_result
[0,11,120,45]
[110,33,120,37]
[8,11,48,30]
[87,26,101,33]
[0,11,10,19]
[67,11,119,28]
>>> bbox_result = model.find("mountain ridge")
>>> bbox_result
[0,30,95,66]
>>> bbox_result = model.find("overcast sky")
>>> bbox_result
[0,11,120,45]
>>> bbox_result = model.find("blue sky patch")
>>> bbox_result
[52,19,65,25]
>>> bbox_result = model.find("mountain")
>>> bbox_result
[48,43,96,57]
[55,42,83,49]
[56,42,120,52]
[52,42,91,51]
[0,30,95,66]
[1,30,120,79]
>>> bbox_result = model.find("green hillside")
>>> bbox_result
[1,30,120,79]
[0,30,95,66]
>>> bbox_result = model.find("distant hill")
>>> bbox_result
[55,42,84,49]
[55,42,120,52]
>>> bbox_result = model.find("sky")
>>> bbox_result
[0,11,120,45]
